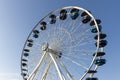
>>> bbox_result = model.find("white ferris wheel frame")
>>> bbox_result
[21,6,102,80]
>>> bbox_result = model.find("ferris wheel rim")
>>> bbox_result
[20,6,106,80]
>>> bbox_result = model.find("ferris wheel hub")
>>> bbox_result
[41,42,49,51]
[41,42,62,58]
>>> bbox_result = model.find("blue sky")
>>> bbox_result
[0,0,120,80]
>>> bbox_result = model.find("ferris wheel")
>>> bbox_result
[21,6,107,80]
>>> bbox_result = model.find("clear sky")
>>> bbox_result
[0,0,119,80]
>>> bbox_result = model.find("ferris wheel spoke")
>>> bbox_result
[61,15,72,30]
[57,16,63,30]
[30,49,40,54]
[78,35,92,44]
[72,28,91,42]
[70,49,94,53]
[76,33,96,43]
[57,19,71,41]
[61,26,73,43]
[62,54,91,62]
[50,18,62,49]
[53,19,58,41]
[70,38,95,48]
[70,14,82,30]
[56,16,75,44]
[59,29,72,44]
[71,21,86,35]
[71,19,80,29]
[62,54,91,67]
[46,26,50,40]
[62,55,88,70]
[58,20,64,36]
[47,20,56,39]
[78,38,95,47]
[68,20,76,32]
[71,23,84,34]
[70,50,94,56]
[54,30,72,48]
[78,28,90,38]
[32,41,41,47]
[70,32,93,47]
